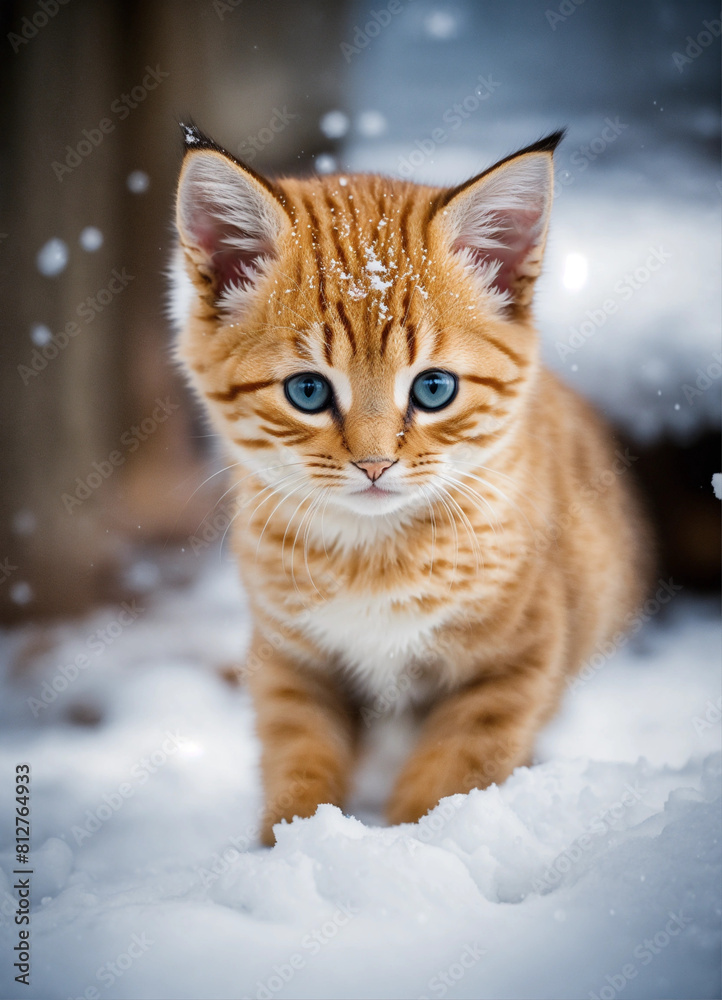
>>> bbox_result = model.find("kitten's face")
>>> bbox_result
[173,129,558,519]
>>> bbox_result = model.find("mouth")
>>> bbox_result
[351,483,400,499]
[337,480,411,516]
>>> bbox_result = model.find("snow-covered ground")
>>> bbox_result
[0,555,720,1000]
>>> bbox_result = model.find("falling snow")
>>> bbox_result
[126,170,150,193]
[36,238,68,277]
[320,110,350,139]
[79,226,104,252]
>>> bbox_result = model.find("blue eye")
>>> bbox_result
[284,372,332,413]
[410,370,458,411]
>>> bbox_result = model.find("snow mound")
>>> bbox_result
[0,558,720,998]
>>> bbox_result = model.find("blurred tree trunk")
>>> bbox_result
[0,1,127,622]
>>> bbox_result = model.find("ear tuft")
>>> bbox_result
[433,132,563,313]
[175,143,289,318]
[515,128,566,157]
[180,121,210,150]
[179,122,238,158]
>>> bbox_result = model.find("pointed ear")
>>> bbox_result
[431,131,564,313]
[175,125,290,316]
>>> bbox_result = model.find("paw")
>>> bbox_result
[259,802,318,847]
[385,754,482,827]
[386,786,441,827]
[259,775,340,845]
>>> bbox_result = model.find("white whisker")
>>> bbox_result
[282,487,318,584]
[298,486,329,599]
[452,466,538,542]
[243,467,309,517]
[435,480,483,576]
[426,485,460,587]
[253,476,311,560]
[453,458,548,527]
[440,473,504,546]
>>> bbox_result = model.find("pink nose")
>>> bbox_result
[354,459,395,482]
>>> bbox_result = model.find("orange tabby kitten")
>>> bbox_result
[171,124,647,845]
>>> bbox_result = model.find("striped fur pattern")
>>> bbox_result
[172,126,647,844]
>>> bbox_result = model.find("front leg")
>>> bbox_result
[386,650,561,826]
[246,635,356,845]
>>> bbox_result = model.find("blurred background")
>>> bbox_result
[0,0,719,625]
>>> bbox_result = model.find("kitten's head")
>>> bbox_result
[172,125,562,518]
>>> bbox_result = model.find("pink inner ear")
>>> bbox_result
[187,201,273,296]
[452,203,545,295]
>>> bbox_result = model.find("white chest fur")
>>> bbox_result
[298,588,449,701]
